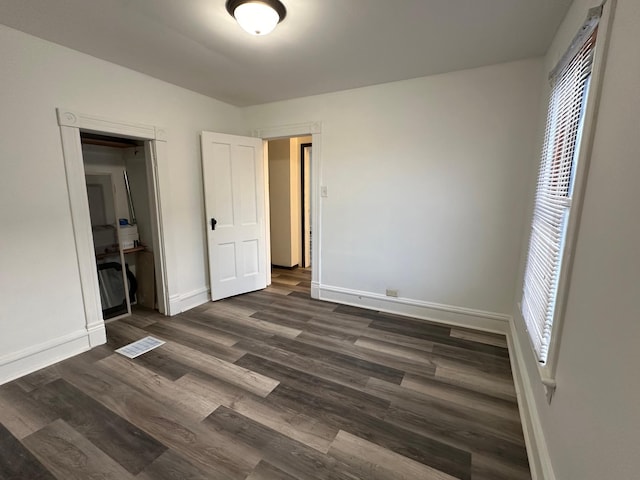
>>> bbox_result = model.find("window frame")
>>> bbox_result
[520,1,616,394]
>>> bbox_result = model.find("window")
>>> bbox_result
[521,8,602,366]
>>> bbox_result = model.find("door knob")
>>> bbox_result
[211,218,217,231]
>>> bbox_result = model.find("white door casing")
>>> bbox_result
[253,122,322,300]
[201,131,267,301]
[56,107,171,345]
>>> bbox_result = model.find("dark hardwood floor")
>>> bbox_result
[0,268,531,479]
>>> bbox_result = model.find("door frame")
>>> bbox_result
[300,142,312,269]
[253,122,322,299]
[57,108,171,346]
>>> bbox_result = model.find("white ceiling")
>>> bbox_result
[0,0,572,106]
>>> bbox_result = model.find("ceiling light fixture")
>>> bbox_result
[226,0,287,36]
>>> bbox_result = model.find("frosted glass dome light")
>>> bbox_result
[226,0,287,36]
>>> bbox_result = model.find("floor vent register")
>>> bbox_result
[115,336,165,359]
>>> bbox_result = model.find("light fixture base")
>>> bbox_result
[225,0,287,24]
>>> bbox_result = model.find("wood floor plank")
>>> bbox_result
[106,319,150,348]
[435,364,517,401]
[355,336,439,364]
[0,423,55,480]
[129,348,195,381]
[105,322,197,380]
[296,330,437,378]
[69,343,115,363]
[255,302,333,322]
[366,377,525,445]
[471,452,533,480]
[266,275,302,286]
[260,290,336,312]
[57,359,261,479]
[0,384,58,439]
[143,321,245,363]
[232,337,372,389]
[245,460,300,480]
[121,312,158,329]
[29,378,167,474]
[23,419,135,480]
[333,305,451,336]
[431,342,513,376]
[383,403,529,467]
[309,309,373,328]
[154,316,241,346]
[356,330,436,352]
[175,372,337,453]
[205,406,356,480]
[13,366,60,393]
[264,284,296,295]
[159,341,279,397]
[263,382,472,480]
[328,429,459,480]
[136,449,219,480]
[97,354,220,422]
[270,282,312,294]
[212,310,304,339]
[108,320,280,397]
[367,315,510,359]
[249,310,313,329]
[300,322,361,343]
[241,334,406,384]
[187,310,277,342]
[450,327,508,348]
[235,353,391,417]
[371,312,453,336]
[400,373,521,421]
[197,301,258,317]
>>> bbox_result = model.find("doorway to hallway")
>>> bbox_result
[266,136,313,276]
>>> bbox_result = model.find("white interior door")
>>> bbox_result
[201,131,267,301]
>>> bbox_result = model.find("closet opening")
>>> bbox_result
[81,132,160,322]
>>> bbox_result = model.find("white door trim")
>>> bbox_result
[57,108,171,346]
[253,122,322,299]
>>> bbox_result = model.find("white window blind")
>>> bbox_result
[521,10,600,365]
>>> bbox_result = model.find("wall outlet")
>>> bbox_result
[385,288,398,298]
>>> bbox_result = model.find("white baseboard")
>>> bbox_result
[86,321,107,346]
[310,281,320,300]
[507,321,556,480]
[318,284,510,334]
[169,287,211,315]
[0,328,96,386]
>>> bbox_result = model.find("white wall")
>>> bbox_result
[511,0,640,478]
[245,59,543,324]
[0,25,243,383]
